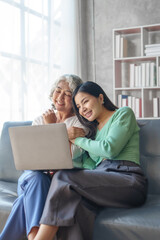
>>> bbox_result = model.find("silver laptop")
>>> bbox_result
[9,123,73,170]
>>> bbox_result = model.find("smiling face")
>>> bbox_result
[75,91,104,122]
[52,80,73,114]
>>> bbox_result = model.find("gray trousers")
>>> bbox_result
[40,160,148,240]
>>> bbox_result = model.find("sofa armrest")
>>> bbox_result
[0,121,32,182]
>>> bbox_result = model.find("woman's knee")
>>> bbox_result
[30,171,51,188]
[18,171,51,195]
[52,169,80,187]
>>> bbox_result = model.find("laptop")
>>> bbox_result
[9,123,73,170]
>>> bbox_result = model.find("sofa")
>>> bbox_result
[0,120,160,240]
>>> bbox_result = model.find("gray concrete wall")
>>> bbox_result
[81,0,160,100]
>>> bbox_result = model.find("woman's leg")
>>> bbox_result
[21,171,51,237]
[0,171,51,240]
[28,227,39,240]
[34,225,58,240]
[56,200,97,240]
[34,200,96,240]
[0,195,26,240]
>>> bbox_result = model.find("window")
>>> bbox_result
[0,0,51,130]
[0,0,81,131]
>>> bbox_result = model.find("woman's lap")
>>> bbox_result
[40,160,147,227]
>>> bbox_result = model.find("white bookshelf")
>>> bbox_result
[113,23,160,119]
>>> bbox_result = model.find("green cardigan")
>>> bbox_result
[74,107,140,170]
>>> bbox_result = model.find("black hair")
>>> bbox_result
[72,81,118,139]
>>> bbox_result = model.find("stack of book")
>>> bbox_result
[129,62,156,87]
[117,94,142,118]
[145,44,160,56]
[115,35,128,58]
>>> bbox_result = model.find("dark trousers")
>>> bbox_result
[40,160,148,240]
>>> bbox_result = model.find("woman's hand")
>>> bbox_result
[43,109,57,124]
[67,127,86,141]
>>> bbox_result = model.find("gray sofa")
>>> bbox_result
[0,120,160,240]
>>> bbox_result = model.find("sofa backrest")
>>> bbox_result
[138,119,160,195]
[0,121,32,182]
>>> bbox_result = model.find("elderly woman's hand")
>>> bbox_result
[43,109,57,124]
[67,126,86,141]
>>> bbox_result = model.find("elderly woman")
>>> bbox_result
[0,74,85,240]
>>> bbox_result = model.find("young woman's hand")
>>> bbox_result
[67,126,85,141]
[43,109,57,124]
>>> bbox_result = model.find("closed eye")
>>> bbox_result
[55,89,61,93]
[65,92,72,97]
[83,100,88,104]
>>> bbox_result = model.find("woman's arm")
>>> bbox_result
[32,109,57,126]
[74,108,138,159]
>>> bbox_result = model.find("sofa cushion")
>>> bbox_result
[0,181,17,231]
[93,194,160,240]
[0,121,32,182]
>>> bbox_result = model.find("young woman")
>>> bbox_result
[0,74,85,240]
[33,81,147,240]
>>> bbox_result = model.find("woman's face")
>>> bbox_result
[75,92,103,121]
[52,80,73,113]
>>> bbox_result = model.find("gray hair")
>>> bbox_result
[49,74,83,109]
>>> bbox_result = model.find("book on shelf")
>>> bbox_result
[145,47,160,53]
[132,96,136,115]
[145,44,160,56]
[135,98,142,118]
[120,37,128,58]
[141,63,146,87]
[115,35,128,58]
[129,64,135,87]
[117,94,127,108]
[117,94,128,108]
[138,65,142,87]
[146,62,150,87]
[129,62,156,87]
[127,96,132,109]
[158,66,160,86]
[117,94,142,118]
[145,52,160,56]
[153,98,159,118]
[115,35,120,58]
[135,65,139,87]
[150,62,156,87]
[145,43,160,48]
